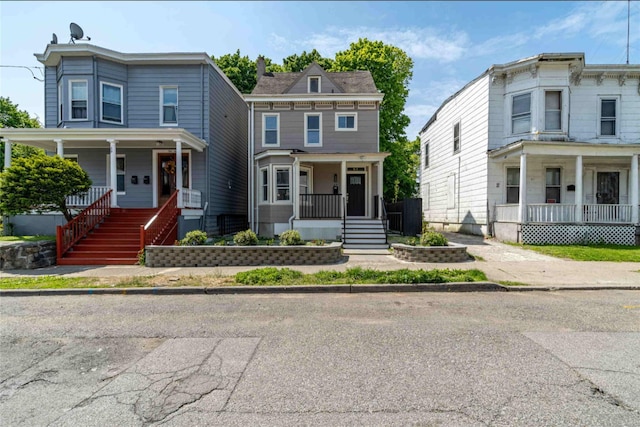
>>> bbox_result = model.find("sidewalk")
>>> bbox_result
[1,233,639,291]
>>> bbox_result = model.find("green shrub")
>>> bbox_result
[233,229,258,246]
[420,230,448,246]
[235,267,303,285]
[310,239,326,246]
[179,230,208,246]
[279,229,304,246]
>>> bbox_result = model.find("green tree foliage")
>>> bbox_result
[0,154,92,222]
[331,39,415,201]
[212,50,282,94]
[0,97,44,171]
[282,49,334,72]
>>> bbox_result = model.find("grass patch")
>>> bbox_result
[517,244,640,262]
[0,276,100,289]
[0,235,56,243]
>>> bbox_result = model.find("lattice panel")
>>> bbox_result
[522,224,636,246]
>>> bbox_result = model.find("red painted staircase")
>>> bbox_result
[57,208,159,265]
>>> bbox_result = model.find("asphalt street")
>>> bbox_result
[1,290,639,426]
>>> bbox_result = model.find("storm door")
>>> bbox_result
[158,153,189,206]
[596,172,619,204]
[347,173,366,216]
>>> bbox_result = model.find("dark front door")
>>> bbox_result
[347,173,365,216]
[158,153,189,206]
[596,172,619,204]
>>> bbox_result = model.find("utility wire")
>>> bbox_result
[0,65,44,82]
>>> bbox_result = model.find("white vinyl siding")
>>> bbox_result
[447,174,456,209]
[304,113,322,146]
[262,113,280,146]
[511,92,531,134]
[100,82,123,124]
[160,86,178,125]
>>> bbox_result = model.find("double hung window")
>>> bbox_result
[101,82,123,124]
[161,87,178,125]
[511,93,531,134]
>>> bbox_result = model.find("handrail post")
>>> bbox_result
[139,224,146,252]
[56,225,63,260]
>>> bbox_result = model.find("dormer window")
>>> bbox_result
[308,76,320,93]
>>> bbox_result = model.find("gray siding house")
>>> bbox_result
[1,43,248,263]
[245,61,389,248]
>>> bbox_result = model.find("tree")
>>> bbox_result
[282,49,334,72]
[0,154,92,222]
[0,97,43,171]
[331,39,415,201]
[212,50,283,94]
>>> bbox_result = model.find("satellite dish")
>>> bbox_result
[69,22,91,43]
[51,33,58,44]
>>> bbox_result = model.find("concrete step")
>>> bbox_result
[343,243,389,250]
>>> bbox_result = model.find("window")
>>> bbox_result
[512,93,531,134]
[64,154,78,163]
[453,122,460,153]
[58,82,63,123]
[423,142,429,169]
[101,82,123,124]
[274,167,290,202]
[299,168,310,195]
[260,167,269,203]
[506,168,520,203]
[263,114,279,146]
[545,168,561,203]
[544,91,561,131]
[304,113,322,146]
[69,80,88,120]
[107,154,126,193]
[599,98,617,136]
[160,86,178,125]
[335,113,357,131]
[308,76,320,93]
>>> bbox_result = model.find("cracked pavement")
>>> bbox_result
[1,291,639,426]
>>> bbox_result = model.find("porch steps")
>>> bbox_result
[57,208,158,265]
[342,219,389,250]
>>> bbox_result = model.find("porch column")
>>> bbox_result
[54,139,64,157]
[518,153,527,223]
[575,155,583,223]
[377,160,384,219]
[3,139,11,169]
[341,160,347,217]
[292,158,300,220]
[174,139,183,208]
[107,139,118,207]
[632,154,639,224]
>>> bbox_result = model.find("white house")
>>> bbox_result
[419,53,640,245]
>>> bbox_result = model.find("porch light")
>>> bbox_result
[333,173,338,183]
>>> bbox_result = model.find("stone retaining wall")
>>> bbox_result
[0,241,57,270]
[145,242,344,267]
[391,243,470,263]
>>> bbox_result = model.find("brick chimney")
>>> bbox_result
[256,56,266,81]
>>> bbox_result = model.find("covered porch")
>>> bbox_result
[490,141,639,245]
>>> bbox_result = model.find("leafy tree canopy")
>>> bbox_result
[0,96,43,171]
[0,154,92,222]
[282,49,334,72]
[212,50,282,94]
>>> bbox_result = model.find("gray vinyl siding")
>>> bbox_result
[44,66,57,127]
[254,108,378,154]
[206,67,248,234]
[127,65,204,136]
[60,57,93,75]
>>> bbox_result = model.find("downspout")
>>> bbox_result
[201,64,206,230]
[457,156,461,224]
[93,56,98,128]
[249,102,255,232]
[288,157,299,230]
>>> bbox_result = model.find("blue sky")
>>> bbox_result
[1,1,638,139]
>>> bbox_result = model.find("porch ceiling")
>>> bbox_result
[489,140,640,160]
[0,128,208,152]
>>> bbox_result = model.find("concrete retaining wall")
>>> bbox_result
[0,241,57,270]
[391,243,470,263]
[145,242,344,267]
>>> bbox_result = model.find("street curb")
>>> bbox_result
[1,283,638,297]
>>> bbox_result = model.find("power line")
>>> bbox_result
[0,65,44,82]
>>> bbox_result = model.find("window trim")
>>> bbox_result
[335,112,358,131]
[543,90,562,132]
[63,154,79,163]
[308,76,321,93]
[304,112,322,147]
[544,166,562,204]
[106,154,126,195]
[100,81,123,124]
[273,165,292,204]
[506,167,520,204]
[58,82,63,123]
[453,121,461,154]
[598,96,619,137]
[68,80,88,121]
[160,86,178,126]
[423,141,429,169]
[262,113,280,147]
[259,167,269,204]
[511,92,532,135]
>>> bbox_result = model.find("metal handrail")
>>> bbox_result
[380,196,388,244]
[56,190,112,259]
[140,190,180,251]
[342,196,347,245]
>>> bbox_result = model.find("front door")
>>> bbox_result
[158,153,189,206]
[596,172,619,204]
[347,173,365,216]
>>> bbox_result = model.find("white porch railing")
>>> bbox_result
[494,204,519,222]
[66,186,111,207]
[583,204,633,223]
[181,188,202,208]
[528,204,575,223]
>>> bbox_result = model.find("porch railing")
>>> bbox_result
[140,190,179,251]
[583,204,633,223]
[494,204,519,222]
[299,194,341,219]
[181,188,202,208]
[57,190,112,259]
[66,186,111,207]
[496,203,635,224]
[528,204,575,223]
